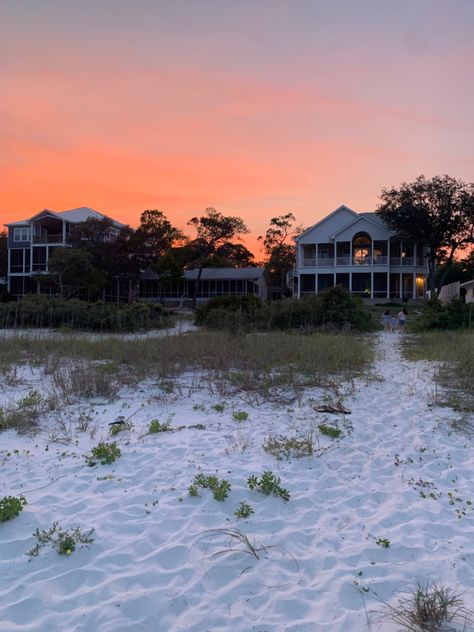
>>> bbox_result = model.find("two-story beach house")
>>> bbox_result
[294,205,427,300]
[5,207,124,297]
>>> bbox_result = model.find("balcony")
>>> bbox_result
[299,255,419,268]
[33,234,65,244]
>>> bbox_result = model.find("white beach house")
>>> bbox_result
[294,205,428,300]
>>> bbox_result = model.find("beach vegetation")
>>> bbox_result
[235,501,254,519]
[375,537,390,548]
[0,294,170,332]
[148,419,172,433]
[263,434,314,460]
[0,495,27,522]
[196,527,266,559]
[196,286,375,333]
[211,403,226,413]
[86,441,121,466]
[0,390,45,434]
[402,330,473,412]
[109,417,133,436]
[247,471,290,501]
[384,581,474,631]
[318,424,341,439]
[232,410,248,422]
[28,523,95,557]
[189,473,231,501]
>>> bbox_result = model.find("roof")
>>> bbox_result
[141,267,266,282]
[330,212,392,238]
[296,205,358,241]
[5,207,124,228]
[184,267,265,281]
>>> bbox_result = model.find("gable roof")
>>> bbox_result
[5,207,124,228]
[330,212,392,238]
[296,205,357,241]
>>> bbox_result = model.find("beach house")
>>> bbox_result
[5,207,124,297]
[294,205,428,300]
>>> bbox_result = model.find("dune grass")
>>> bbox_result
[0,330,373,415]
[402,331,473,412]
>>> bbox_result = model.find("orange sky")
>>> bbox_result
[1,1,473,257]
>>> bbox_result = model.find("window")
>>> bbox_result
[13,227,30,242]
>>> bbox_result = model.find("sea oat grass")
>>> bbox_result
[402,332,473,411]
[0,330,373,400]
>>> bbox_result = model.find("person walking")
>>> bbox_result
[381,310,391,332]
[398,307,408,332]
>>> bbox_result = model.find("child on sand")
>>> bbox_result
[398,307,408,332]
[381,310,391,332]
[390,314,398,332]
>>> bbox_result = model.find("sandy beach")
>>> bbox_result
[1,330,473,631]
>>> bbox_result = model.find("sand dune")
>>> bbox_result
[1,331,473,631]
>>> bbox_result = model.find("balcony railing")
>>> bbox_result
[33,234,65,244]
[299,255,419,267]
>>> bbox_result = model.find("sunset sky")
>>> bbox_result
[1,0,473,256]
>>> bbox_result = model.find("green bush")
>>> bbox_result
[414,298,473,331]
[0,295,170,332]
[0,496,27,522]
[196,286,374,333]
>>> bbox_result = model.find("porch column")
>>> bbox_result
[386,272,389,299]
[315,274,318,295]
[333,272,336,287]
[370,272,373,299]
[349,272,352,294]
[7,249,11,293]
[62,221,66,243]
[412,273,416,299]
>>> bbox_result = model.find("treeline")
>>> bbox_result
[0,295,170,332]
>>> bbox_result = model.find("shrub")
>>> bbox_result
[86,441,121,466]
[0,295,170,332]
[195,286,374,333]
[189,473,231,501]
[232,411,248,422]
[148,419,172,433]
[235,501,254,519]
[28,522,95,557]
[318,424,341,439]
[247,470,290,501]
[414,298,473,331]
[0,496,27,522]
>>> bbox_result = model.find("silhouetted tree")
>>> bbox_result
[134,210,184,268]
[38,248,105,298]
[259,212,301,296]
[377,175,474,294]
[187,208,249,306]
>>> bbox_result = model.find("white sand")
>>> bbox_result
[1,331,474,631]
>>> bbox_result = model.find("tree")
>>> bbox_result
[134,210,184,268]
[259,212,300,296]
[376,175,474,294]
[187,208,249,306]
[39,248,105,298]
[436,250,474,287]
[206,242,255,268]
